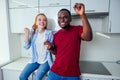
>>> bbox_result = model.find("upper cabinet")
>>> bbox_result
[39,0,70,7]
[71,0,109,14]
[39,0,70,31]
[8,0,38,8]
[9,8,38,33]
[107,0,120,33]
[9,0,120,33]
[8,0,39,33]
[9,0,70,33]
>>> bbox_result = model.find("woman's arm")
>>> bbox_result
[24,28,30,42]
[24,28,32,49]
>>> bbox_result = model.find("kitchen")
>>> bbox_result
[0,0,120,80]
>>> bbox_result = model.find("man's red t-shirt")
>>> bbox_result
[51,25,83,76]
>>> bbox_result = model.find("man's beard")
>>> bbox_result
[61,24,70,29]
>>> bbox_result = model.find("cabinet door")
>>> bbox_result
[71,0,109,14]
[8,0,38,8]
[39,6,70,31]
[39,0,70,7]
[108,0,120,33]
[2,69,32,80]
[2,69,21,80]
[9,8,38,33]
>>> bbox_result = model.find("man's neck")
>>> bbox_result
[62,24,71,30]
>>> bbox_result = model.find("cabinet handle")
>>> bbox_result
[18,5,29,8]
[49,3,60,6]
[109,20,111,32]
[85,10,95,13]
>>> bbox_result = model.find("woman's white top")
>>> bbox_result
[35,31,47,64]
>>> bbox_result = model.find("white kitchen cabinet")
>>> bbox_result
[39,0,70,31]
[8,0,38,8]
[39,6,70,31]
[2,69,23,80]
[9,8,38,33]
[71,0,109,14]
[107,0,120,33]
[0,68,3,80]
[39,0,70,7]
[9,0,70,33]
[1,58,48,80]
[2,58,32,80]
[8,0,39,33]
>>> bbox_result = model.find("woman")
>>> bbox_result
[19,13,53,80]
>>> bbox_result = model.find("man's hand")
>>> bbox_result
[73,3,85,16]
[44,40,52,50]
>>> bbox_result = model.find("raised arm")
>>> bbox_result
[24,28,32,49]
[74,3,93,41]
[24,28,30,42]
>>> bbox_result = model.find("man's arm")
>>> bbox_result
[74,3,93,41]
[49,47,56,55]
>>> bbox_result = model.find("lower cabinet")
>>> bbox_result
[1,58,48,80]
[0,68,3,80]
[2,69,32,80]
[2,58,119,80]
[1,58,32,80]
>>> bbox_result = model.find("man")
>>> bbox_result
[46,3,93,80]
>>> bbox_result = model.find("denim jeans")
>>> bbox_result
[47,70,80,80]
[19,61,50,80]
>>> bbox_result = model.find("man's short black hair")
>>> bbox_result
[58,9,71,18]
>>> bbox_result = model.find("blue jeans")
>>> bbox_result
[19,61,50,80]
[47,70,80,80]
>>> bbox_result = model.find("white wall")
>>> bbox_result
[0,0,21,62]
[71,18,120,62]
[20,17,120,62]
[0,0,10,62]
[0,0,10,79]
[80,33,120,62]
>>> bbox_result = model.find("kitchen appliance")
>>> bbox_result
[80,61,114,80]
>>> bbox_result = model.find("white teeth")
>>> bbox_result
[61,23,65,25]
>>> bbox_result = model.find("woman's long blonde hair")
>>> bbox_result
[32,13,48,35]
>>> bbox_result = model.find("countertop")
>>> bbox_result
[0,59,11,67]
[80,61,120,79]
[102,62,120,78]
[1,58,120,79]
[1,57,31,71]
